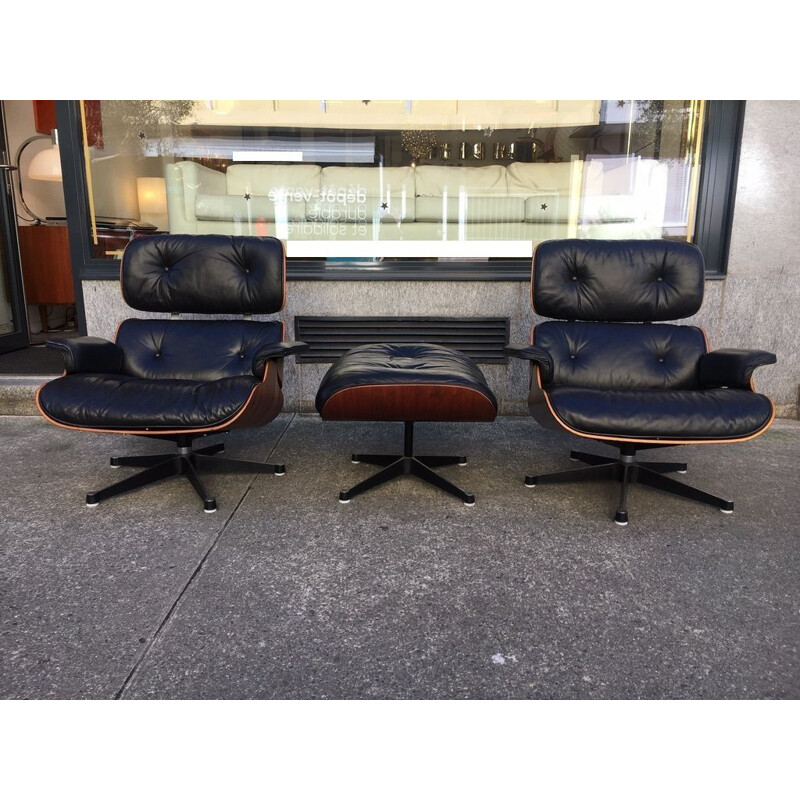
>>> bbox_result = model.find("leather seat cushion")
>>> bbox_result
[546,385,774,440]
[38,373,260,431]
[316,343,498,421]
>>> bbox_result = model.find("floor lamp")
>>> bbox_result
[14,129,63,223]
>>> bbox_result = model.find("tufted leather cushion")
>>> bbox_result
[116,319,282,381]
[535,321,707,390]
[545,385,774,440]
[121,234,285,314]
[38,373,259,431]
[315,343,498,419]
[533,239,704,321]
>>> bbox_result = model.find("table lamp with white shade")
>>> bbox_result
[136,176,168,230]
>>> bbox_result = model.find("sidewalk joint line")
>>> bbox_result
[113,413,297,699]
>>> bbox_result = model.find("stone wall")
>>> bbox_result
[707,101,800,418]
[80,101,800,418]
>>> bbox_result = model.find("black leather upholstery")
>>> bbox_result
[46,336,124,374]
[38,373,260,430]
[39,318,284,430]
[121,234,284,314]
[699,348,778,389]
[533,239,705,322]
[503,344,554,383]
[252,341,308,379]
[315,343,498,414]
[115,319,282,381]
[534,321,707,390]
[534,321,776,439]
[545,385,774,440]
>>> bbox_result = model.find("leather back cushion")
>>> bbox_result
[117,319,282,381]
[533,239,704,321]
[122,235,285,313]
[535,321,707,390]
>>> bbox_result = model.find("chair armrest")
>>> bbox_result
[252,341,309,377]
[504,344,554,383]
[46,336,124,374]
[698,348,777,389]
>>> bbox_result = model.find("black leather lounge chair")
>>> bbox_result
[36,234,307,512]
[506,239,776,525]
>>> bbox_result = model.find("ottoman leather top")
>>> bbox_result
[316,343,498,422]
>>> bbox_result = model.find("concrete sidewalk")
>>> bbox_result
[1,414,798,699]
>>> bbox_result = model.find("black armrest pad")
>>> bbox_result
[504,344,554,383]
[698,348,777,389]
[46,336,124,374]
[252,341,309,377]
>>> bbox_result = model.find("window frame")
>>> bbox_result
[57,100,744,283]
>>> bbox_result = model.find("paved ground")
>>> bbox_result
[1,414,798,699]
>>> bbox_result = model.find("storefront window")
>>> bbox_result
[76,99,705,262]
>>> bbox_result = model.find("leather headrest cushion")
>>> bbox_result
[532,239,704,322]
[121,234,285,314]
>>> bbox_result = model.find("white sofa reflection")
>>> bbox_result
[164,159,668,242]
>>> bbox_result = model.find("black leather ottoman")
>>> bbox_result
[315,343,498,505]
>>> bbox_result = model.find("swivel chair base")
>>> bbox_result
[340,421,474,506]
[86,433,285,512]
[525,443,734,525]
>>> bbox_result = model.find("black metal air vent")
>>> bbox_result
[294,316,509,363]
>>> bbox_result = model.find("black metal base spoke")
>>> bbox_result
[411,458,474,504]
[87,457,180,507]
[569,450,615,466]
[341,422,474,505]
[416,454,467,468]
[351,453,398,467]
[527,462,618,487]
[110,453,172,469]
[639,461,688,474]
[193,442,226,457]
[635,466,733,511]
[340,457,406,503]
[87,436,284,511]
[181,457,218,513]
[192,453,284,474]
[527,442,734,524]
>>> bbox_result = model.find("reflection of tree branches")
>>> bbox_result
[100,100,197,157]
[632,101,691,158]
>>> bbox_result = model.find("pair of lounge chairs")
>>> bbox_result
[36,235,776,525]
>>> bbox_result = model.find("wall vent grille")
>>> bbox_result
[294,316,509,363]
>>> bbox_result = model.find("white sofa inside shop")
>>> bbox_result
[164,159,668,242]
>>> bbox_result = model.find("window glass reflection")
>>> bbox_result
[80,100,705,261]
